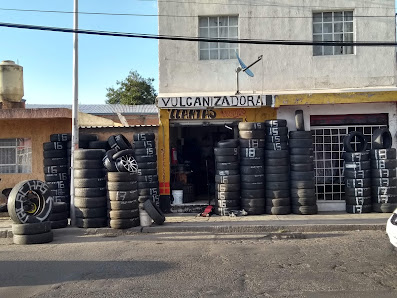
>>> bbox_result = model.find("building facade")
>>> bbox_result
[157,0,397,211]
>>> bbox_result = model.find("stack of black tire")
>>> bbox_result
[48,202,69,229]
[133,133,160,207]
[66,134,99,169]
[214,139,240,216]
[343,131,372,213]
[239,122,265,215]
[289,130,317,215]
[44,134,71,210]
[107,172,140,229]
[371,128,397,213]
[8,180,54,244]
[264,120,290,215]
[74,149,107,228]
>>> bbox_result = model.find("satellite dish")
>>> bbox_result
[235,50,263,94]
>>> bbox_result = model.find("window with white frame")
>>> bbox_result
[0,138,32,174]
[313,11,354,56]
[199,16,238,60]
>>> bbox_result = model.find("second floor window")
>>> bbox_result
[199,16,238,60]
[313,11,354,56]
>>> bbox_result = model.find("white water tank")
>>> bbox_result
[0,60,24,103]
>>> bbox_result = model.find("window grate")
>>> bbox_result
[312,125,387,201]
[0,138,32,174]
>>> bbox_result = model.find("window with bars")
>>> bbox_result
[0,138,32,174]
[313,11,354,56]
[312,125,387,201]
[199,16,238,60]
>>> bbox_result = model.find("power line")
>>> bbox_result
[0,7,396,19]
[0,22,397,47]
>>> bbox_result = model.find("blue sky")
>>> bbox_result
[0,0,158,105]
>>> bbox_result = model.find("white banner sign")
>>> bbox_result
[157,95,274,109]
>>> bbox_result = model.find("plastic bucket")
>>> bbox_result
[140,209,153,227]
[172,190,183,205]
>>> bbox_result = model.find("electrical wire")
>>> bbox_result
[0,22,396,46]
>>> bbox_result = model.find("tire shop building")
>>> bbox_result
[156,0,397,212]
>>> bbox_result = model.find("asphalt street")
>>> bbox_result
[0,230,396,298]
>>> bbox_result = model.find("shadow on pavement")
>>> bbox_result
[0,260,173,287]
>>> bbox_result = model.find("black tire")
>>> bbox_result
[266,198,291,207]
[215,199,240,208]
[240,166,264,175]
[266,181,289,190]
[239,130,265,139]
[108,200,139,210]
[133,140,156,149]
[48,212,68,221]
[345,196,372,205]
[265,206,291,215]
[138,188,159,196]
[240,148,264,158]
[266,189,290,198]
[79,134,98,142]
[107,172,138,182]
[345,178,371,188]
[107,181,138,191]
[241,198,265,207]
[346,204,372,214]
[73,160,103,170]
[74,178,106,188]
[290,148,314,156]
[50,189,70,197]
[265,135,288,143]
[373,195,397,204]
[290,180,315,189]
[372,128,393,150]
[264,119,287,128]
[135,155,157,163]
[51,219,68,229]
[372,178,397,187]
[74,149,106,160]
[289,131,312,139]
[12,222,52,235]
[13,231,53,245]
[75,207,106,218]
[342,152,370,162]
[344,169,371,179]
[239,139,265,148]
[216,162,239,170]
[343,131,367,153]
[373,203,397,213]
[217,183,240,192]
[266,165,289,174]
[241,207,265,215]
[74,169,105,179]
[238,122,264,130]
[292,205,318,215]
[240,157,263,166]
[291,163,314,172]
[346,187,371,197]
[8,180,53,224]
[215,175,240,184]
[215,155,238,163]
[290,155,314,164]
[291,197,316,206]
[43,141,67,151]
[52,195,70,203]
[46,180,68,190]
[137,162,157,169]
[52,202,68,213]
[290,188,316,198]
[371,169,397,178]
[241,189,265,198]
[265,173,289,182]
[217,170,240,176]
[108,134,132,151]
[138,195,154,203]
[264,142,288,151]
[295,110,304,131]
[74,197,107,208]
[89,141,110,150]
[133,133,155,141]
[43,158,68,166]
[138,181,159,189]
[241,174,265,183]
[109,218,140,229]
[45,173,69,182]
[215,191,240,200]
[216,139,239,148]
[370,148,396,160]
[214,148,238,156]
[143,200,165,225]
[265,158,288,166]
[290,171,314,181]
[75,217,107,228]
[50,133,71,142]
[108,190,139,201]
[371,159,397,169]
[43,150,67,159]
[265,127,288,136]
[44,165,68,174]
[344,161,371,171]
[75,187,106,197]
[289,139,313,148]
[134,148,156,156]
[372,187,397,196]
[241,182,264,190]
[264,150,289,159]
[138,168,158,176]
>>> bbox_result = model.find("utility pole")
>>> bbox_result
[70,0,79,226]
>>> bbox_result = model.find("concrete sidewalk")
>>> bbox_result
[0,211,391,238]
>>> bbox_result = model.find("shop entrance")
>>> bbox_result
[169,120,236,205]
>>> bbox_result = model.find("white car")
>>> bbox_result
[386,208,397,248]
